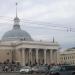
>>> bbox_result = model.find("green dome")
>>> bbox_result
[2,17,32,41]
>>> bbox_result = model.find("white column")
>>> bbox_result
[29,48,32,65]
[50,50,53,64]
[53,50,57,64]
[56,50,60,64]
[44,49,46,64]
[22,48,25,66]
[36,49,38,64]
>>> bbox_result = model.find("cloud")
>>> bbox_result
[0,0,75,48]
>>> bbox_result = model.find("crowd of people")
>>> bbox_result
[0,59,66,72]
[0,60,21,72]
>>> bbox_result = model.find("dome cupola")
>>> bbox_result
[13,16,20,29]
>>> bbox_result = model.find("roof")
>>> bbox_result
[1,16,32,41]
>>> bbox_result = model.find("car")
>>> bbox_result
[38,65,48,73]
[20,66,33,74]
[32,66,39,73]
[48,65,75,75]
[32,65,48,73]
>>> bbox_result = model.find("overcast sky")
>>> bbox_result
[0,0,75,49]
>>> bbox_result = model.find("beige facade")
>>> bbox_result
[0,40,59,66]
[59,48,75,65]
[0,5,60,66]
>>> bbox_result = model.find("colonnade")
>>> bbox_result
[19,48,57,66]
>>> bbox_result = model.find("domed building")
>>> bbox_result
[2,16,32,41]
[0,4,60,66]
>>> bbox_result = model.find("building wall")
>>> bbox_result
[0,41,59,66]
[0,49,12,62]
[59,48,75,65]
[0,48,59,65]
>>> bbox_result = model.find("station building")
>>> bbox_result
[0,12,60,66]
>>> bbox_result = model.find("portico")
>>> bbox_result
[14,41,60,66]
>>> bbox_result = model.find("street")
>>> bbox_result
[0,72,45,75]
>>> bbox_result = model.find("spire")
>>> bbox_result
[16,2,18,17]
[53,36,55,43]
[13,2,20,29]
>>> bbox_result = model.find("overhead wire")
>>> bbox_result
[0,16,74,32]
[21,19,75,32]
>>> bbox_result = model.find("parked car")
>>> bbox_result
[32,66,39,73]
[32,65,48,73]
[20,66,33,74]
[38,65,48,73]
[48,65,75,75]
